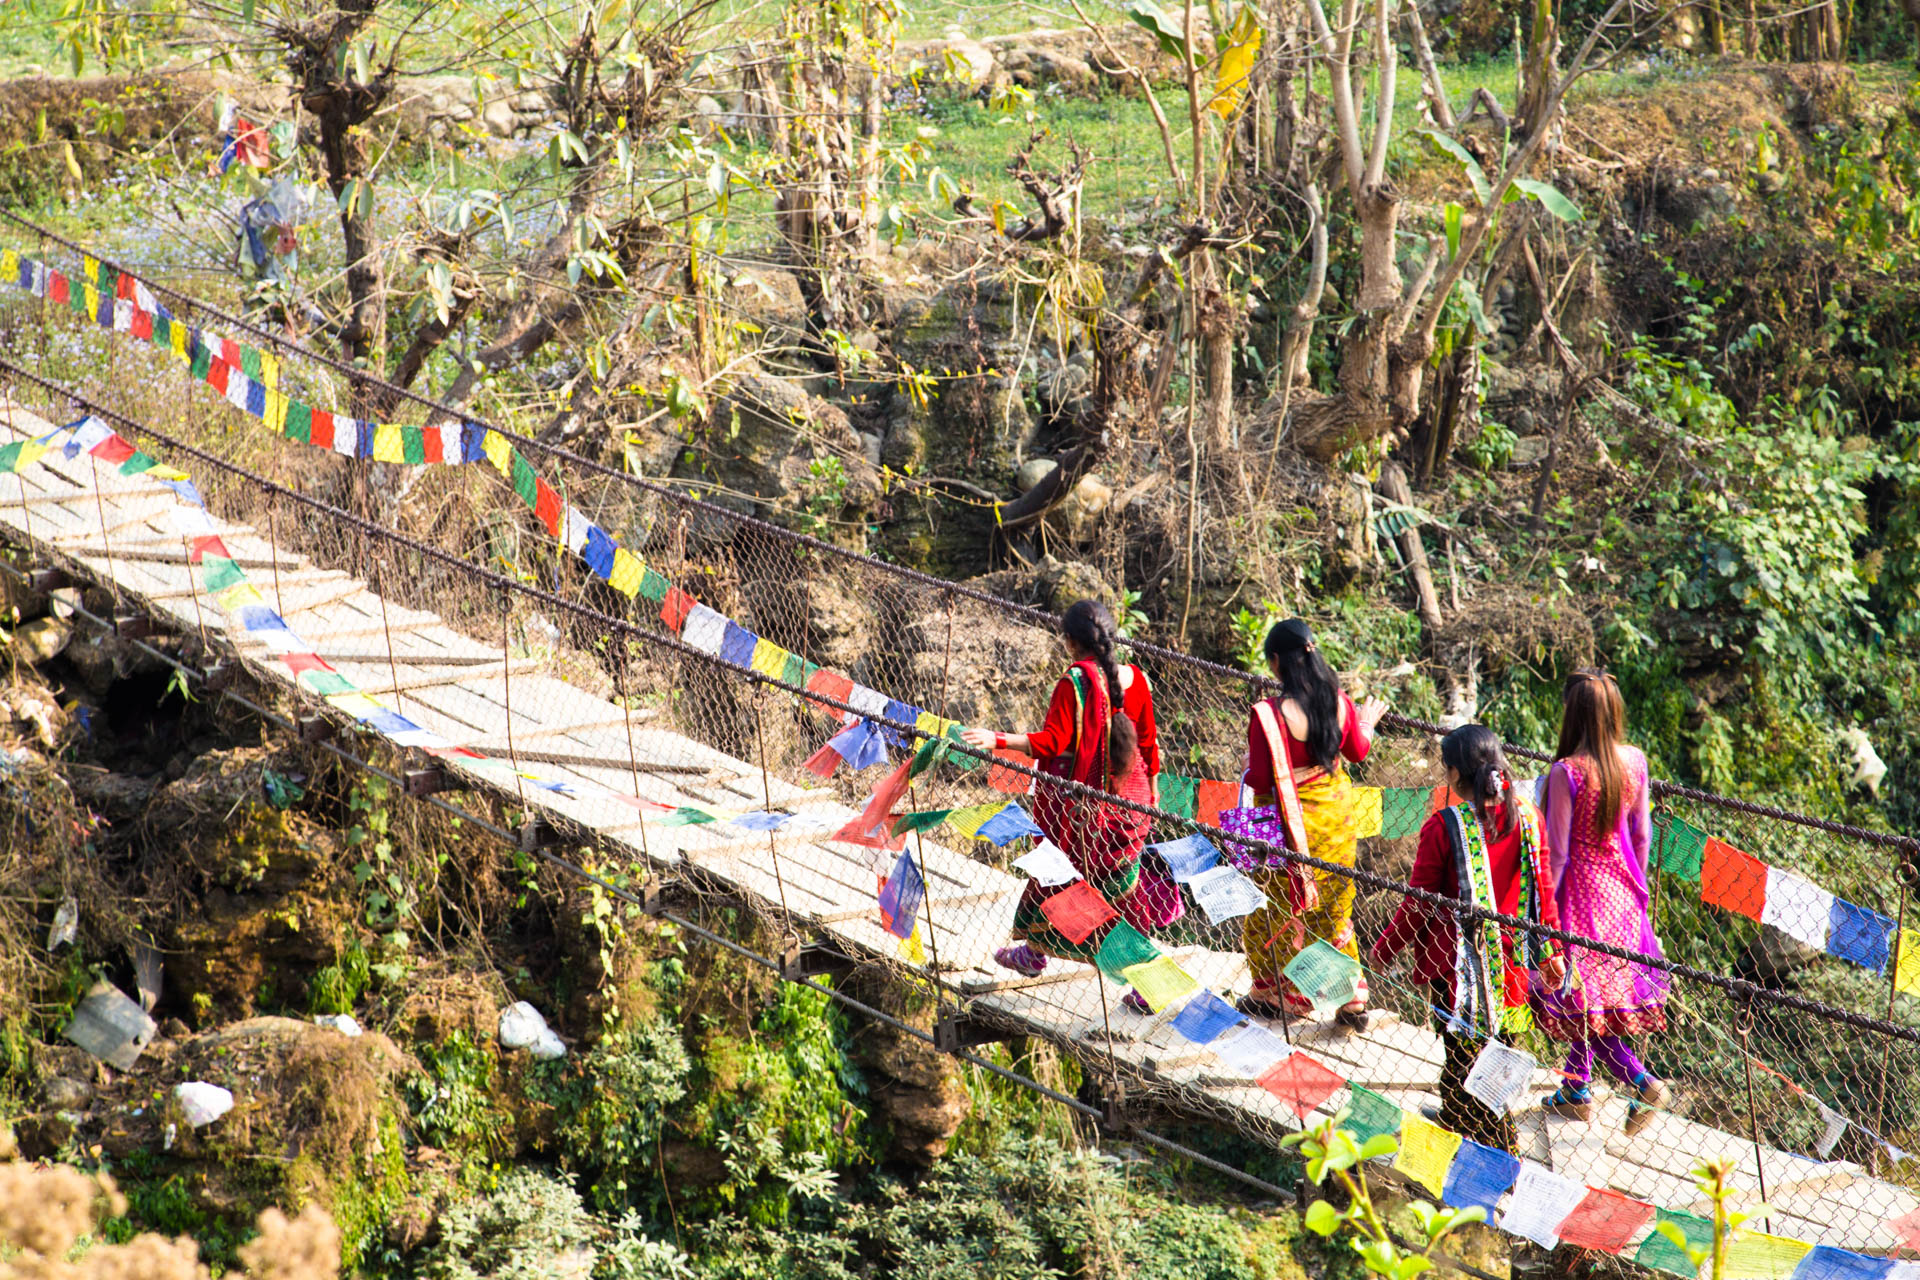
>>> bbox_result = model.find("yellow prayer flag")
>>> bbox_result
[263,390,288,434]
[0,251,16,281]
[1392,1111,1463,1196]
[81,254,100,284]
[15,441,50,471]
[1352,786,1384,839]
[1120,955,1199,1012]
[83,284,101,318]
[259,349,279,391]
[145,464,190,482]
[1896,929,1920,996]
[372,423,406,464]
[948,801,1004,838]
[750,638,789,678]
[1722,1233,1813,1280]
[325,692,387,719]
[900,924,929,966]
[915,709,944,739]
[169,321,189,359]
[482,430,513,475]
[215,582,265,611]
[608,548,645,597]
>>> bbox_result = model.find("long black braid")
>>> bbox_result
[1062,600,1139,775]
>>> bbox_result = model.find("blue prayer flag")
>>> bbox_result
[829,719,889,771]
[878,851,924,939]
[975,804,1044,847]
[879,699,917,747]
[1441,1140,1519,1215]
[158,480,204,507]
[96,295,113,328]
[730,811,791,832]
[581,525,616,579]
[718,622,757,667]
[1792,1248,1893,1280]
[1828,899,1896,975]
[1169,989,1243,1045]
[356,420,376,458]
[361,709,418,735]
[244,378,266,418]
[1150,834,1221,882]
[16,260,29,291]
[235,605,286,631]
[461,422,488,464]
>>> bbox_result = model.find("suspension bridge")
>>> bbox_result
[3,387,1917,1259]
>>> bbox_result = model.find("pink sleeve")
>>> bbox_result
[1543,762,1576,889]
[1339,692,1372,764]
[1627,749,1653,873]
[1244,706,1274,800]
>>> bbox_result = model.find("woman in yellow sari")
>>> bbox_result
[1233,619,1385,1028]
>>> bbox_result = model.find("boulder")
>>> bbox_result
[854,1020,971,1166]
[11,616,70,663]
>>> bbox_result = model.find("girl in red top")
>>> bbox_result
[1371,725,1563,1149]
[962,601,1164,1011]
[1236,619,1385,1027]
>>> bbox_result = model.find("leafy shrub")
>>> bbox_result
[555,1016,693,1211]
[406,1031,503,1156]
[424,1168,692,1280]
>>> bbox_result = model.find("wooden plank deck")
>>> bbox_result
[1,400,1914,1255]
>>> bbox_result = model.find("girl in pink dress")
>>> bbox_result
[1534,669,1672,1136]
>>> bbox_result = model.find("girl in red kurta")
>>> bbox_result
[962,601,1164,1010]
[1372,724,1563,1150]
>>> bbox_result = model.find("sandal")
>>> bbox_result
[1543,1084,1594,1122]
[1624,1076,1671,1137]
[995,943,1047,977]
[1334,1002,1372,1033]
[1121,990,1152,1014]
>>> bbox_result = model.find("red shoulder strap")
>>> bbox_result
[1252,700,1311,856]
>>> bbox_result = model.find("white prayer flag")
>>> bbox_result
[224,370,251,412]
[1211,1024,1290,1078]
[1814,1103,1848,1159]
[386,727,450,749]
[846,685,890,719]
[1500,1161,1587,1248]
[1188,865,1269,925]
[68,416,115,456]
[331,418,359,457]
[562,507,593,555]
[1761,867,1834,951]
[1013,840,1080,886]
[1463,1037,1537,1115]
[112,299,133,332]
[250,626,309,655]
[680,604,728,654]
[169,506,217,537]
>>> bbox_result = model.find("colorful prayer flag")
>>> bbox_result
[1169,990,1242,1044]
[1156,774,1198,818]
[1635,1209,1714,1277]
[946,801,1005,838]
[1827,899,1896,974]
[1149,834,1220,882]
[1556,1187,1654,1254]
[1896,929,1920,998]
[1702,837,1768,920]
[1658,816,1711,880]
[1282,941,1364,1015]
[1761,866,1834,951]
[1381,787,1428,839]
[1093,920,1159,983]
[1352,786,1384,838]
[1196,779,1237,827]
[878,850,924,939]
[889,809,952,836]
[750,638,789,679]
[1121,955,1200,1013]
[1723,1233,1813,1280]
[1441,1140,1519,1215]
[1255,1050,1344,1119]
[1461,1037,1536,1115]
[987,747,1036,795]
[1344,1085,1403,1144]
[1212,1024,1290,1078]
[1500,1161,1587,1248]
[1393,1111,1463,1196]
[1039,881,1116,945]
[1791,1249,1892,1280]
[974,804,1043,846]
[660,585,697,632]
[1187,865,1268,925]
[1012,840,1080,886]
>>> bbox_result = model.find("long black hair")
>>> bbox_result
[1062,599,1138,776]
[1440,723,1519,834]
[1264,619,1341,772]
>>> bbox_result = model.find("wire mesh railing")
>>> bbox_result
[3,233,1920,1263]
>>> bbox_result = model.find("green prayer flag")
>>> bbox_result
[0,442,22,474]
[780,652,806,688]
[284,401,312,444]
[1658,816,1710,881]
[152,314,171,348]
[1634,1210,1714,1278]
[637,567,669,603]
[510,451,538,508]
[240,345,263,381]
[1157,774,1197,819]
[1344,1085,1403,1144]
[945,723,983,772]
[1283,940,1364,1014]
[909,735,949,780]
[658,807,717,828]
[1381,788,1429,840]
[402,427,426,466]
[890,809,952,836]
[200,557,246,593]
[118,452,157,476]
[1094,920,1161,983]
[301,672,356,697]
[189,341,211,382]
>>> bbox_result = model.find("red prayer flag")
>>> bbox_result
[89,435,136,465]
[310,410,335,450]
[532,477,563,536]
[660,585,696,632]
[49,271,69,305]
[1889,1207,1920,1252]
[281,652,334,677]
[1428,784,1465,814]
[1039,880,1118,945]
[130,308,152,341]
[987,747,1035,795]
[1702,837,1767,920]
[421,425,443,463]
[802,741,841,778]
[220,337,242,368]
[1554,1187,1654,1254]
[804,667,854,716]
[114,272,136,301]
[1196,779,1238,827]
[831,815,907,851]
[847,758,913,840]
[187,535,230,563]
[1256,1051,1345,1119]
[206,358,230,394]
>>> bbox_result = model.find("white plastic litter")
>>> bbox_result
[498,1001,566,1059]
[173,1082,235,1127]
[314,1014,363,1037]
[47,896,78,950]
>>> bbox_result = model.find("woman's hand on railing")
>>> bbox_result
[1357,697,1388,734]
